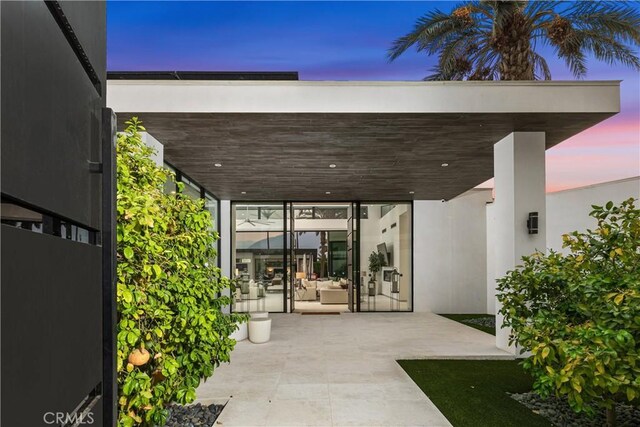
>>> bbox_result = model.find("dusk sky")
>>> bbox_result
[107,1,640,192]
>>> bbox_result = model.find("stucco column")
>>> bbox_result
[220,200,232,314]
[493,132,546,353]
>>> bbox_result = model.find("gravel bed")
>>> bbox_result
[511,391,640,427]
[164,403,224,427]
[462,316,496,329]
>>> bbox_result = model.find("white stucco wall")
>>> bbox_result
[413,189,493,313]
[486,177,640,318]
[485,203,496,315]
[108,80,619,115]
[546,177,640,252]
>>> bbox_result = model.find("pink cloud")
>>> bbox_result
[476,113,639,194]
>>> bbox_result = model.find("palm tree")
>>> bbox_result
[388,1,640,80]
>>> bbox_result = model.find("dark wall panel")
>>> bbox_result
[1,226,102,426]
[1,0,104,229]
[58,0,107,92]
[1,0,108,425]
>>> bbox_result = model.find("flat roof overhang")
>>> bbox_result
[107,80,620,201]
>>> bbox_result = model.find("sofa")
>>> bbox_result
[319,279,349,304]
[295,280,318,301]
[320,288,348,304]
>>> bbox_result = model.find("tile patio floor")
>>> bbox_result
[196,312,513,426]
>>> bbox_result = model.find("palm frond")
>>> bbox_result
[469,46,501,80]
[524,0,557,20]
[388,10,461,61]
[578,30,640,71]
[557,44,588,79]
[565,1,640,45]
[434,34,474,80]
[531,52,552,80]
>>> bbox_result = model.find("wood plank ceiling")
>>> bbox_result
[117,112,612,201]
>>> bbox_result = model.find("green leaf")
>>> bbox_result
[153,264,162,278]
[122,289,133,304]
[627,387,636,401]
[123,247,134,259]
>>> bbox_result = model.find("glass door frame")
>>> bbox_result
[287,202,295,313]
[230,200,413,314]
[346,202,361,312]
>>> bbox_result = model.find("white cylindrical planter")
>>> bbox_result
[251,311,269,319]
[230,321,248,341]
[249,318,272,344]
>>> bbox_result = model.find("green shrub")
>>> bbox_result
[497,198,640,426]
[116,118,247,426]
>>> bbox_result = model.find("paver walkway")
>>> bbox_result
[196,312,513,426]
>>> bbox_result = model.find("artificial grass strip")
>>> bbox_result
[398,360,551,427]
[439,313,496,335]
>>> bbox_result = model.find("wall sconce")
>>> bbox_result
[527,212,539,234]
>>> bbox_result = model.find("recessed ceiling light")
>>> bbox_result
[441,163,449,167]
[214,163,222,167]
[325,191,331,195]
[409,191,415,194]
[329,164,337,168]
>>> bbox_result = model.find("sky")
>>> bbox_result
[107,1,640,192]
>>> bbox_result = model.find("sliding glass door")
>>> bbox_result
[232,203,286,313]
[231,201,412,313]
[359,202,412,311]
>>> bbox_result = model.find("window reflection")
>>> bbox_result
[233,204,285,313]
[360,203,412,312]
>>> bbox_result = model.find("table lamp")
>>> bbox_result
[296,272,306,288]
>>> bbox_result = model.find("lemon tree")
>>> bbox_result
[498,198,640,427]
[116,118,246,426]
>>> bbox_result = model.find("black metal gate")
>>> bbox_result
[1,1,113,425]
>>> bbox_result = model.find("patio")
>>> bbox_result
[196,312,513,426]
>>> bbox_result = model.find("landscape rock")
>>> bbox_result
[164,402,224,427]
[510,391,640,427]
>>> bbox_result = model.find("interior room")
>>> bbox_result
[231,202,412,313]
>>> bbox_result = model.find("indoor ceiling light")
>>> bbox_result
[329,164,336,168]
[441,163,449,167]
[214,163,222,167]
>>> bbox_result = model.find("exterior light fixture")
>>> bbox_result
[409,191,415,194]
[214,163,222,167]
[241,191,246,195]
[325,191,331,195]
[329,164,337,168]
[527,212,539,234]
[441,163,449,167]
